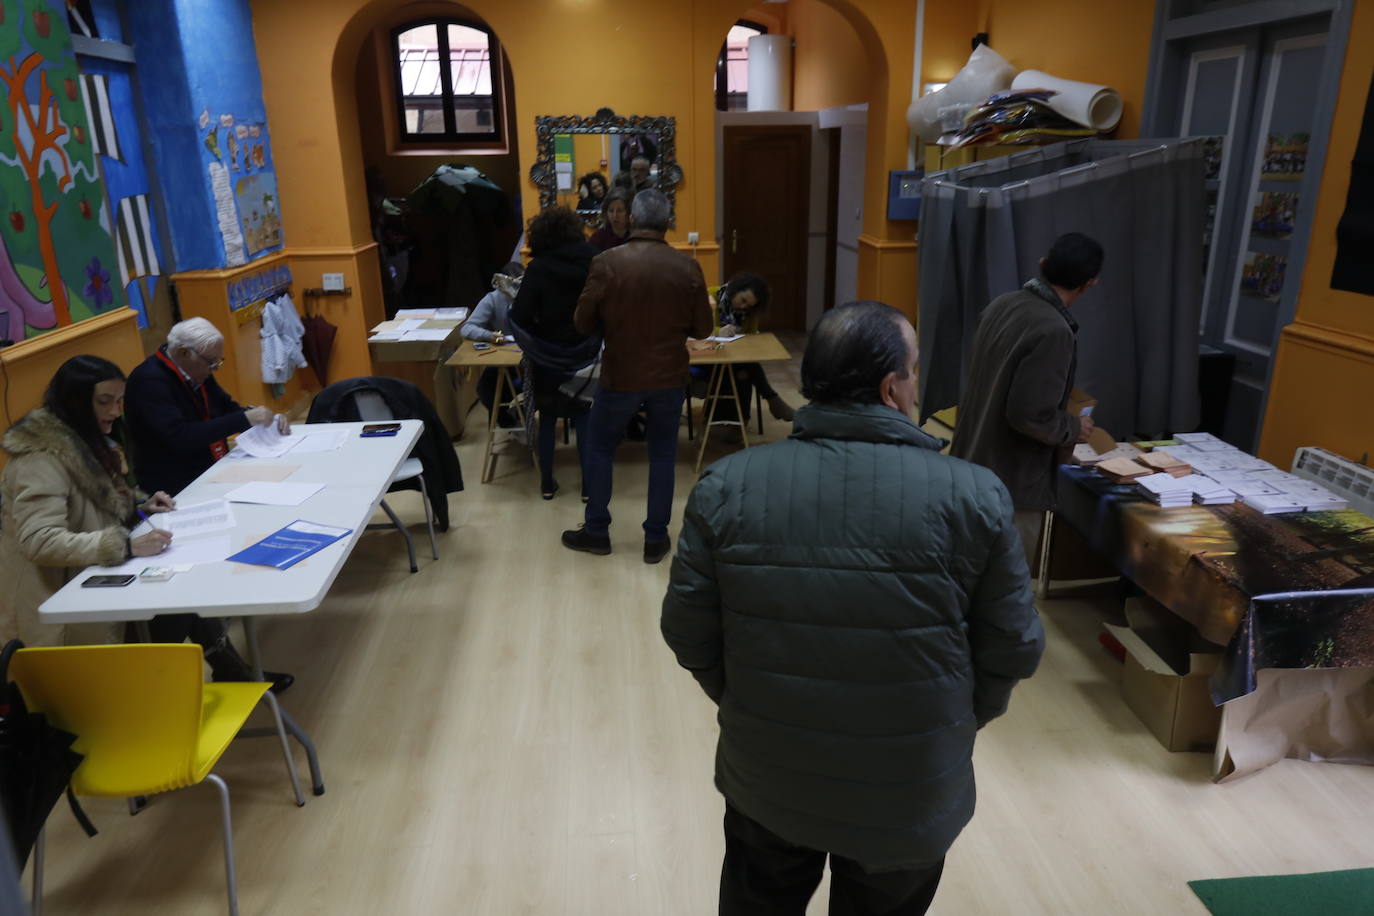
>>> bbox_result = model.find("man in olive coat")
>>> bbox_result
[950,233,1103,564]
[662,301,1043,915]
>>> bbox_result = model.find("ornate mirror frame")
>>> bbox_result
[529,108,683,227]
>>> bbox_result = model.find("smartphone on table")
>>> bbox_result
[82,574,136,588]
[361,423,402,437]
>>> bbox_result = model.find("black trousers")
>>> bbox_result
[720,805,944,916]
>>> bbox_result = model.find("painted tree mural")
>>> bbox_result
[0,0,122,338]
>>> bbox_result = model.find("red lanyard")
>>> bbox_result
[155,349,228,460]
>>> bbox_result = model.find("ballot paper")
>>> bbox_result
[434,307,469,320]
[394,308,437,319]
[400,328,454,341]
[368,331,404,341]
[1135,472,1194,507]
[235,423,298,458]
[98,536,233,573]
[1243,492,1307,514]
[224,482,325,506]
[151,499,236,537]
[285,429,350,453]
[707,333,746,343]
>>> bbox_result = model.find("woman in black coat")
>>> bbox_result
[509,207,599,499]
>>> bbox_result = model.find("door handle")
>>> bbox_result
[731,229,738,255]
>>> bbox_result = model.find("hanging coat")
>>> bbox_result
[260,294,308,384]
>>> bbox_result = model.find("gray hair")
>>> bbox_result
[167,317,224,354]
[631,189,670,232]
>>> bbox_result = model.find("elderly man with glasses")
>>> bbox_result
[122,316,295,694]
[126,316,288,498]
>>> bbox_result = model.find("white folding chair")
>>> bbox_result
[351,390,439,573]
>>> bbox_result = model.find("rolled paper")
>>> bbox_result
[1010,70,1123,131]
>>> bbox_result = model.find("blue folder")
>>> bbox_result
[227,520,352,570]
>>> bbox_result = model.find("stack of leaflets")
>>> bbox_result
[1242,492,1307,514]
[1097,457,1153,484]
[1073,442,1144,465]
[1136,472,1195,507]
[1139,451,1192,477]
[1189,477,1237,505]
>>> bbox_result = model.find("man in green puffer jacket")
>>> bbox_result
[662,301,1044,915]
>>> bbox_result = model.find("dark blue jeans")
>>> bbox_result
[583,386,686,543]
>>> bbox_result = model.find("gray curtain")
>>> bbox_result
[917,139,1205,439]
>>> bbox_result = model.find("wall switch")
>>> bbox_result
[322,272,345,291]
[687,231,700,245]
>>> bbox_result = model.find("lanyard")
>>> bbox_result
[155,348,228,460]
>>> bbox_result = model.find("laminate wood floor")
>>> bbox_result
[31,355,1374,914]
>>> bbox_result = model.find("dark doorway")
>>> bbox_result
[722,125,810,331]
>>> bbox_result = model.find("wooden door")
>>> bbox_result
[722,125,810,331]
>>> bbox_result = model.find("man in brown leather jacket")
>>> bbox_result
[563,189,713,563]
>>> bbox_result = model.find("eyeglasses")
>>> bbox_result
[194,350,225,371]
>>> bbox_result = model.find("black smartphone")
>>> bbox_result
[82,574,137,588]
[361,422,402,437]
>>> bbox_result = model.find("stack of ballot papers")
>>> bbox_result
[1242,492,1307,514]
[1097,457,1153,484]
[1139,451,1192,477]
[1135,472,1195,506]
[1073,442,1144,465]
[1189,477,1237,505]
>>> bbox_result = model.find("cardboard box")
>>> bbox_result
[1104,597,1222,752]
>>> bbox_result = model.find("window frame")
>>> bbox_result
[715,20,769,112]
[390,17,505,145]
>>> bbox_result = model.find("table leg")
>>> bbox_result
[1036,510,1055,601]
[242,617,319,799]
[480,366,505,484]
[724,364,750,450]
[694,365,725,475]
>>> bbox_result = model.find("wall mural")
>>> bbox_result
[0,0,124,340]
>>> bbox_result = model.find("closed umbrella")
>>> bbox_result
[0,641,96,869]
[301,313,338,388]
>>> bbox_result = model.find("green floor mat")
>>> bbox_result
[1189,868,1374,915]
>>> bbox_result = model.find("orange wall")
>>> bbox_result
[792,0,868,112]
[1259,4,1374,466]
[0,310,145,456]
[974,0,1153,138]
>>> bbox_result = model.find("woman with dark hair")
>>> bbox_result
[710,272,796,436]
[589,187,633,252]
[510,206,600,499]
[576,172,608,212]
[0,355,174,646]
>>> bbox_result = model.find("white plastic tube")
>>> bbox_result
[747,35,793,111]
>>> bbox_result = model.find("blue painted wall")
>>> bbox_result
[126,0,281,271]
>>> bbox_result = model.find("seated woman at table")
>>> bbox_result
[509,206,599,500]
[589,188,633,252]
[0,355,175,647]
[462,261,524,425]
[705,273,795,438]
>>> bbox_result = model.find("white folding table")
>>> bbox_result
[39,420,424,804]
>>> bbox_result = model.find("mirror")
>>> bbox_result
[529,108,682,227]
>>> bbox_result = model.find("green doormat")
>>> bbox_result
[1189,868,1374,915]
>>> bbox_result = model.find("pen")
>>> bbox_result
[137,509,161,531]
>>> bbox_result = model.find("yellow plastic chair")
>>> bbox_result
[10,644,274,916]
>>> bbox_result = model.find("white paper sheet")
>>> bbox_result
[394,308,436,319]
[224,482,325,506]
[98,536,233,573]
[287,429,349,453]
[707,333,746,343]
[153,500,236,537]
[235,423,298,458]
[400,328,454,341]
[368,331,404,341]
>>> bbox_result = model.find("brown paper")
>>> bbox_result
[1212,668,1374,782]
